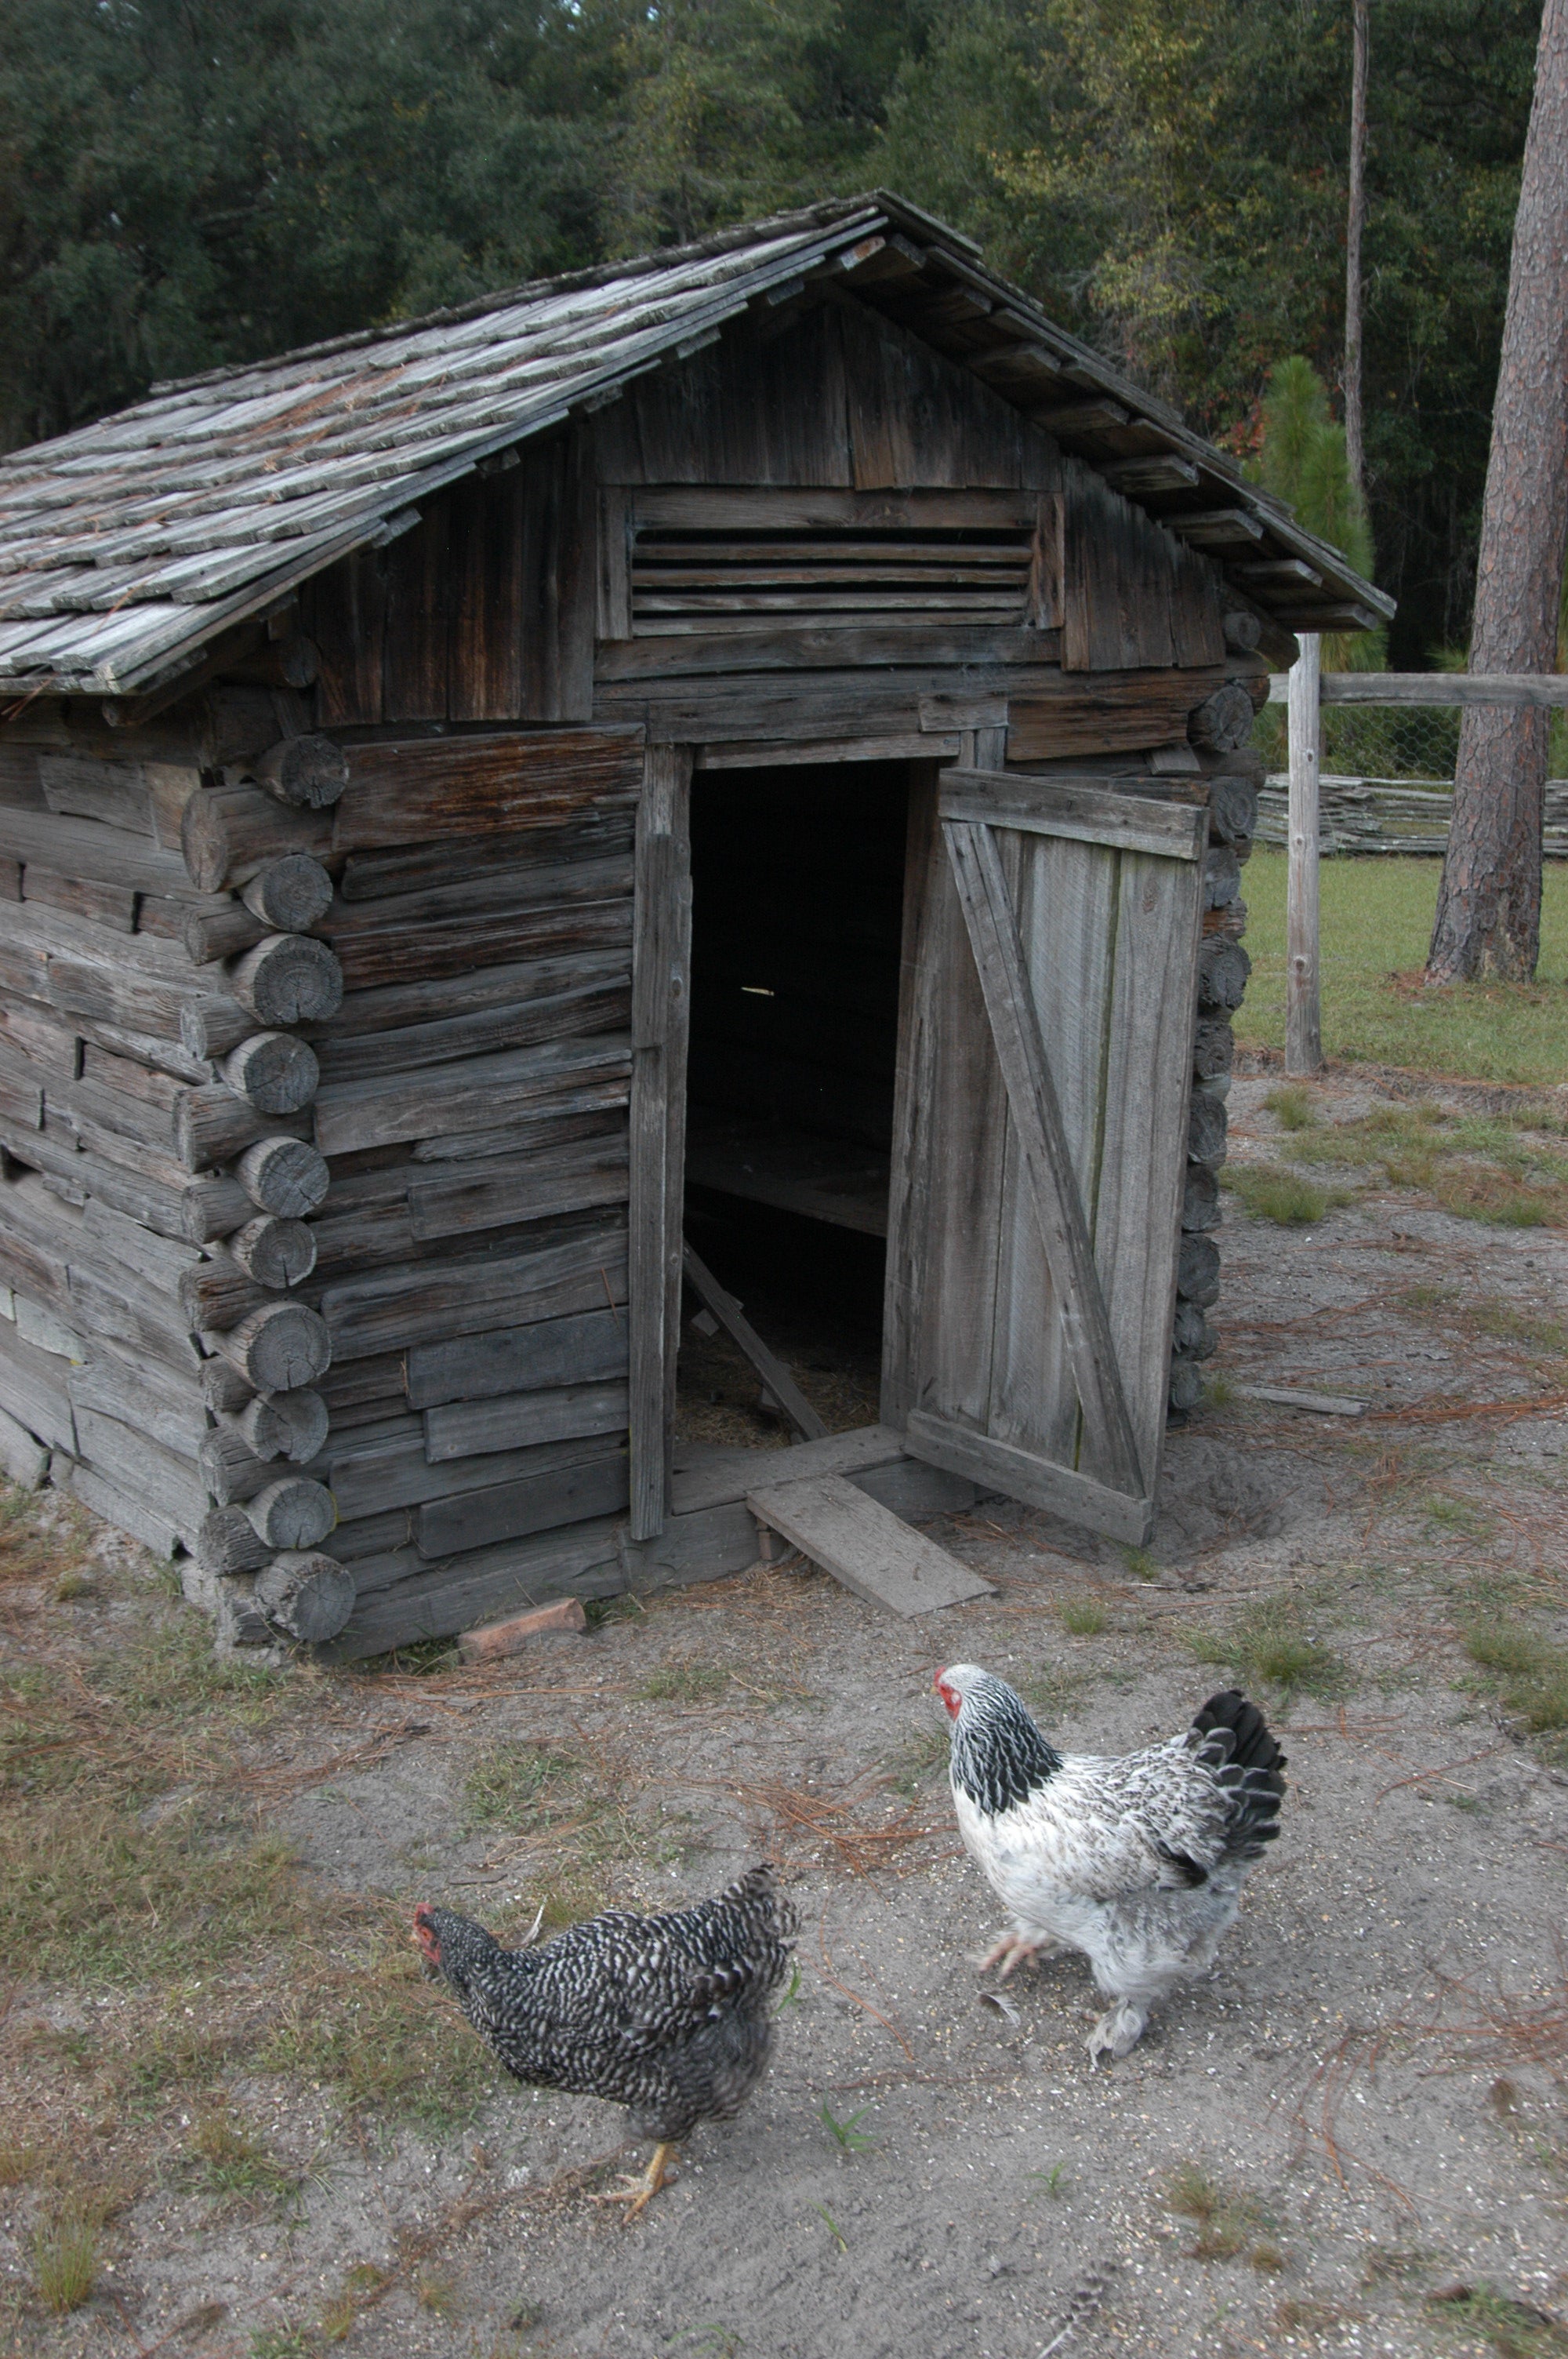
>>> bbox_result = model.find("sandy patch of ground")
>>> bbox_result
[2,1070,1566,2359]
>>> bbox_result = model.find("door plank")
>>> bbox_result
[939,770,1207,861]
[746,1471,994,1615]
[1082,845,1206,1487]
[880,768,1011,1433]
[942,817,1145,1499]
[989,828,1118,1464]
[906,1411,1154,1547]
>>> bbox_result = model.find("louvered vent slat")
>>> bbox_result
[630,524,1037,634]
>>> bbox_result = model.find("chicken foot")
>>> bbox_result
[979,1929,1058,1979]
[589,2141,679,2220]
[1087,2000,1148,2064]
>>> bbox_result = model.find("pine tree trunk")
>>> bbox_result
[1345,0,1369,503]
[1427,0,1568,983]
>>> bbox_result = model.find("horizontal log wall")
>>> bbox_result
[0,692,650,1656]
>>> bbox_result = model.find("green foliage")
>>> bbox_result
[819,2099,877,2151]
[1252,356,1381,665]
[0,0,1542,660]
[881,0,1540,659]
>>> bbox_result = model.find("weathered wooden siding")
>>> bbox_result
[302,294,1229,743]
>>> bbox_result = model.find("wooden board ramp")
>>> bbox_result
[746,1471,994,1616]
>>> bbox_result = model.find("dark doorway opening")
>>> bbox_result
[679,761,911,1452]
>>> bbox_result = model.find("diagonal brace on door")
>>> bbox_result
[942,817,1145,1500]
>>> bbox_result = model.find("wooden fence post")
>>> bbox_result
[1286,633,1323,1076]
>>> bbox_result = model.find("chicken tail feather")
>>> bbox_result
[1191,1688,1287,1863]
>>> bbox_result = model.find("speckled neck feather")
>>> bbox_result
[949,1674,1063,1813]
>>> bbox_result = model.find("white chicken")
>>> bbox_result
[935,1665,1286,2062]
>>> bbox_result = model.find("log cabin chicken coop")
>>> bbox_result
[0,195,1388,1657]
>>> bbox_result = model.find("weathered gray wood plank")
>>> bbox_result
[415,1445,630,1558]
[423,1379,630,1464]
[906,1410,1153,1546]
[746,1471,993,1615]
[406,1307,628,1411]
[880,765,1010,1433]
[627,744,692,1539]
[938,770,1206,860]
[1083,843,1205,1489]
[670,1422,906,1515]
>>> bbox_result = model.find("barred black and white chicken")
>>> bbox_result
[412,1865,797,2215]
[935,1666,1286,2063]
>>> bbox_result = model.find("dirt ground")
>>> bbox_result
[4,1067,1568,2359]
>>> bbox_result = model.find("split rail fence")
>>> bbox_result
[1262,649,1568,1076]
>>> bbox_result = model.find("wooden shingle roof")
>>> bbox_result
[0,193,1390,698]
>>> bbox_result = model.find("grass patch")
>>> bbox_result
[1275,1106,1568,1227]
[1424,1492,1494,1540]
[1059,1597,1108,1637]
[1165,2161,1279,2266]
[1224,1162,1357,1224]
[887,1724,948,1797]
[1264,1083,1319,1131]
[0,1797,306,1985]
[186,2105,305,2210]
[1016,1667,1091,1723]
[1121,1546,1160,1583]
[263,1936,499,2129]
[0,1484,91,1588]
[32,2197,101,2313]
[1234,848,1568,1089]
[819,2100,876,2154]
[1425,2284,1568,2357]
[1463,1619,1568,1745]
[1186,1595,1349,1700]
[637,1659,728,1704]
[463,1741,583,1830]
[459,1736,682,1923]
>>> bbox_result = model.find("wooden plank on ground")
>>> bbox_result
[682,1241,826,1442]
[746,1471,993,1616]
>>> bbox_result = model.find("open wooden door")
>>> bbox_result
[882,769,1207,1546]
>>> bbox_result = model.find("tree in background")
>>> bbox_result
[1427,0,1568,983]
[0,0,1546,677]
[1252,356,1382,668]
[881,0,1541,661]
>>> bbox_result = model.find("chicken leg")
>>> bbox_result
[980,1928,1058,1978]
[589,2141,679,2220]
[1087,2000,1148,2064]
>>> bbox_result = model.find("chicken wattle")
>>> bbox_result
[935,1665,1286,2062]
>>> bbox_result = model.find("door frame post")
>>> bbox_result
[627,743,693,1539]
[1286,633,1323,1076]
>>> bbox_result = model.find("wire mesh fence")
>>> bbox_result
[1253,696,1568,856]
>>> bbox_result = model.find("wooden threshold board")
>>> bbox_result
[746,1471,994,1617]
[671,1423,906,1515]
